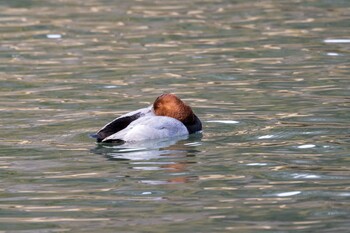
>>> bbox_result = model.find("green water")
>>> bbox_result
[1,0,350,232]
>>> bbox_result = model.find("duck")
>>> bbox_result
[91,93,202,143]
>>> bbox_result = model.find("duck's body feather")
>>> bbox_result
[102,115,188,143]
[94,106,153,142]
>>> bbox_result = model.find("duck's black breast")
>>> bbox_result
[185,114,202,134]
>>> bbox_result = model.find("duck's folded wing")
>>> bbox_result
[92,105,153,142]
[102,116,189,143]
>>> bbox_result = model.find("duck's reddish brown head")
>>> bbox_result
[153,94,195,124]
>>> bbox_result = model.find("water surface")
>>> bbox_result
[1,0,350,232]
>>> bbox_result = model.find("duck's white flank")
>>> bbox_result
[103,115,189,142]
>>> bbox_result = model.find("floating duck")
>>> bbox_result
[92,93,202,143]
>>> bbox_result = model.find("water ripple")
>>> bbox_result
[1,0,350,232]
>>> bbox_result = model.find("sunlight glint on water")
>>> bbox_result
[0,0,350,232]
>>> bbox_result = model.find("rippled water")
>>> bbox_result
[1,0,350,232]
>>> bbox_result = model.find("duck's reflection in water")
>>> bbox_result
[92,134,202,183]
